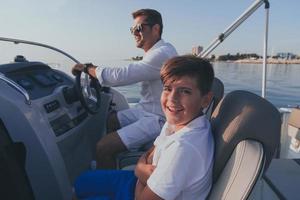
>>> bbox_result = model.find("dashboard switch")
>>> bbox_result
[44,100,60,113]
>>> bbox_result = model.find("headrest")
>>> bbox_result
[210,90,281,182]
[211,77,224,105]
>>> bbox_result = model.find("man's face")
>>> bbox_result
[161,75,210,132]
[131,15,158,52]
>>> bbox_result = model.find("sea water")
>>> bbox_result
[62,59,300,108]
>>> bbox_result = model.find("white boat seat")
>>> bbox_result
[205,77,224,117]
[208,140,263,200]
[116,77,224,169]
[287,108,300,152]
[208,90,281,199]
[288,108,300,129]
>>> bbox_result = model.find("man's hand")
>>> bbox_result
[72,64,85,76]
[72,63,97,78]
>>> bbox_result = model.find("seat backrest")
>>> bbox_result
[208,90,281,200]
[205,77,224,117]
[287,108,300,152]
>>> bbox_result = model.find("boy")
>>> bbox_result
[74,56,215,200]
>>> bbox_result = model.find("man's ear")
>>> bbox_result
[152,24,160,36]
[201,91,213,108]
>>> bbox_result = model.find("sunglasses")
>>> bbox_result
[130,23,153,34]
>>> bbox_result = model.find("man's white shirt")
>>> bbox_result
[95,39,177,116]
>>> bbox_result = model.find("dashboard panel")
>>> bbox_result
[0,61,89,137]
[0,61,73,100]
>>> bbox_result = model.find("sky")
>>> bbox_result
[0,0,299,63]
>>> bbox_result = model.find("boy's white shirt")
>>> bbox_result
[147,115,214,200]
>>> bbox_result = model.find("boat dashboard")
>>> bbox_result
[0,61,73,100]
[0,60,113,199]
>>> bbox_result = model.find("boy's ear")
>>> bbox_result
[201,91,213,108]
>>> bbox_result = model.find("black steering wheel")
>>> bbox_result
[75,71,102,114]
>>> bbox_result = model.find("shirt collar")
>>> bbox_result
[164,114,208,138]
[147,39,164,52]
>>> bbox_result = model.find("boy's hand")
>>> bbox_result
[135,154,156,185]
[146,149,154,164]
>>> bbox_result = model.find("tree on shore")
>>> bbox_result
[217,53,261,61]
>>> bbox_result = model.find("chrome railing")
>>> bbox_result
[199,0,270,98]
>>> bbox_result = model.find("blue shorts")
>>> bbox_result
[74,170,137,200]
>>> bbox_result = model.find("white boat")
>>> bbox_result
[0,0,299,199]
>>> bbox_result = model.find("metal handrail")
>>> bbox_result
[198,0,270,98]
[0,37,93,104]
[262,1,270,98]
[199,0,266,58]
[0,72,31,104]
[0,37,80,64]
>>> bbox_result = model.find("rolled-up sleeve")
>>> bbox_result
[95,60,159,87]
[95,43,174,87]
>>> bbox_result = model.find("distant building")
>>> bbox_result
[192,46,203,56]
[276,52,296,60]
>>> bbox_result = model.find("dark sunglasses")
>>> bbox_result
[130,23,153,34]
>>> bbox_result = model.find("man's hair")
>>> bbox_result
[160,55,215,95]
[132,9,163,37]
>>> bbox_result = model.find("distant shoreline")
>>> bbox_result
[221,58,300,65]
[124,58,300,64]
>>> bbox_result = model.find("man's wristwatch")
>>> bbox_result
[83,63,96,75]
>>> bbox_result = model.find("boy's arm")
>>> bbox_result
[135,146,163,199]
[134,146,156,185]
[135,180,163,200]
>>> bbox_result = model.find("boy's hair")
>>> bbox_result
[160,55,215,95]
[132,9,163,37]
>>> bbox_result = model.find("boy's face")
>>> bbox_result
[161,75,211,132]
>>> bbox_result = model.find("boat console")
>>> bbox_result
[0,60,113,199]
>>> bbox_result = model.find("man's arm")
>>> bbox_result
[73,59,162,87]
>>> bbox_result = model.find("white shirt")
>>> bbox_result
[95,39,177,116]
[147,115,214,200]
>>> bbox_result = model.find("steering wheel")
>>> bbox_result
[75,71,102,114]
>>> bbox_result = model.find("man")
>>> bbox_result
[72,9,177,168]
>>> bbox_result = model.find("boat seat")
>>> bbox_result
[117,77,224,169]
[207,90,281,199]
[287,108,300,152]
[204,77,224,117]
